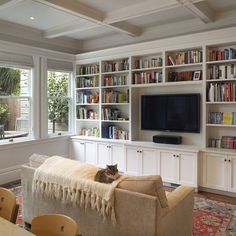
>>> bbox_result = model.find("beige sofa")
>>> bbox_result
[21,154,194,236]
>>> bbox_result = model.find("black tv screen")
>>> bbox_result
[141,94,200,133]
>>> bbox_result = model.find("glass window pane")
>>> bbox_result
[0,98,30,140]
[47,71,71,135]
[0,68,30,96]
[48,97,69,134]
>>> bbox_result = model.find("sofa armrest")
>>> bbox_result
[157,186,194,236]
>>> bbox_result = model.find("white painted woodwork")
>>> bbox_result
[125,146,140,176]
[84,141,97,165]
[111,144,125,172]
[227,155,236,193]
[141,148,157,176]
[159,151,176,184]
[97,143,110,168]
[70,139,85,161]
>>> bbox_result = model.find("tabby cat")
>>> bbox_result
[94,164,120,183]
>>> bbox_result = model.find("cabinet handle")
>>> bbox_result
[80,143,84,145]
[140,150,142,153]
[224,159,227,162]
[228,159,231,163]
[173,154,176,158]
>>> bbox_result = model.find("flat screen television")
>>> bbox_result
[141,94,200,133]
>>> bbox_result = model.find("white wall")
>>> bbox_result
[0,137,70,185]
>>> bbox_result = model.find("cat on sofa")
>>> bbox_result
[95,164,120,183]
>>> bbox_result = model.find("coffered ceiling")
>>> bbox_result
[0,0,236,54]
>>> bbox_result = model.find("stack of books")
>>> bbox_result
[221,136,236,149]
[208,112,236,125]
[208,48,236,61]
[208,64,236,80]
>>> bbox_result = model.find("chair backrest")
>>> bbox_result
[0,187,18,223]
[31,214,79,236]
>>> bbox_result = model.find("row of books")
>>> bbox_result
[80,127,99,137]
[103,75,128,87]
[77,76,99,88]
[168,50,202,65]
[79,64,99,75]
[208,48,236,61]
[221,136,236,149]
[77,107,98,120]
[132,71,162,84]
[133,57,162,69]
[208,64,236,80]
[102,90,128,103]
[102,108,122,121]
[102,125,129,140]
[168,71,198,82]
[208,112,236,125]
[104,59,129,72]
[207,82,236,102]
[76,91,99,104]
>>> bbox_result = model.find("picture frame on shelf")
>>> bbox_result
[193,71,201,80]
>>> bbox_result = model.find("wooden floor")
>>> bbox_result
[1,180,236,205]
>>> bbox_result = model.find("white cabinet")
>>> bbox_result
[159,150,198,188]
[125,146,158,176]
[97,143,125,171]
[202,152,236,193]
[70,139,97,165]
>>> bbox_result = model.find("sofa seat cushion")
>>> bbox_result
[117,175,168,208]
[29,153,49,168]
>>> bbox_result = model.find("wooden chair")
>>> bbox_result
[0,187,19,223]
[31,214,79,236]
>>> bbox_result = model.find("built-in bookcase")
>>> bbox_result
[205,44,236,150]
[75,44,236,150]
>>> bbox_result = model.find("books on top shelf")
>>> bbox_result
[77,76,99,88]
[134,57,162,69]
[208,64,236,80]
[208,112,236,125]
[102,90,129,103]
[168,71,198,82]
[208,48,236,61]
[207,82,236,102]
[103,75,128,86]
[79,64,99,75]
[132,71,162,84]
[101,107,128,121]
[167,49,202,65]
[104,59,129,72]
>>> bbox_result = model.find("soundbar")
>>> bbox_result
[153,135,182,145]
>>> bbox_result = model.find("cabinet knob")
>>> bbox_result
[224,159,227,162]
[173,154,176,158]
[228,159,231,163]
[80,142,84,145]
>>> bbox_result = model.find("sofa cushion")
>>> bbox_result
[117,175,168,208]
[29,153,49,168]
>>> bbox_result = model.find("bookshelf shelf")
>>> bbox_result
[165,80,203,86]
[101,70,129,75]
[206,78,236,82]
[206,124,236,128]
[76,73,100,77]
[76,119,99,122]
[206,102,236,105]
[101,103,129,105]
[165,62,202,68]
[101,120,129,123]
[101,85,129,89]
[206,59,236,64]
[76,103,99,106]
[131,66,162,72]
[76,87,99,90]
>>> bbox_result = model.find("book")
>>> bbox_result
[168,56,175,65]
[222,112,233,125]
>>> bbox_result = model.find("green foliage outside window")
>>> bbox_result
[0,104,9,125]
[48,71,69,133]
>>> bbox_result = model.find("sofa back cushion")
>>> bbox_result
[117,175,168,208]
[29,153,49,168]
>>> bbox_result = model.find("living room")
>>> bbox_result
[0,0,236,235]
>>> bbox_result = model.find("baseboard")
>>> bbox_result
[198,186,236,197]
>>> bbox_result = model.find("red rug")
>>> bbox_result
[10,186,236,235]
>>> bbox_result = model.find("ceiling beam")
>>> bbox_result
[0,0,25,10]
[34,0,141,38]
[176,0,215,23]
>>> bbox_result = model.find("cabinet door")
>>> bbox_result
[178,152,197,187]
[159,151,176,183]
[228,155,236,193]
[111,144,125,172]
[125,146,140,176]
[141,148,157,176]
[97,143,110,168]
[85,142,97,165]
[70,140,85,161]
[202,153,227,191]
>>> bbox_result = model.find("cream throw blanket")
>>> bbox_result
[32,156,125,222]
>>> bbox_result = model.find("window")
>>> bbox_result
[0,66,31,142]
[47,70,72,135]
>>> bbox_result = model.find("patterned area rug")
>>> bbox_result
[10,186,236,235]
[193,197,236,236]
